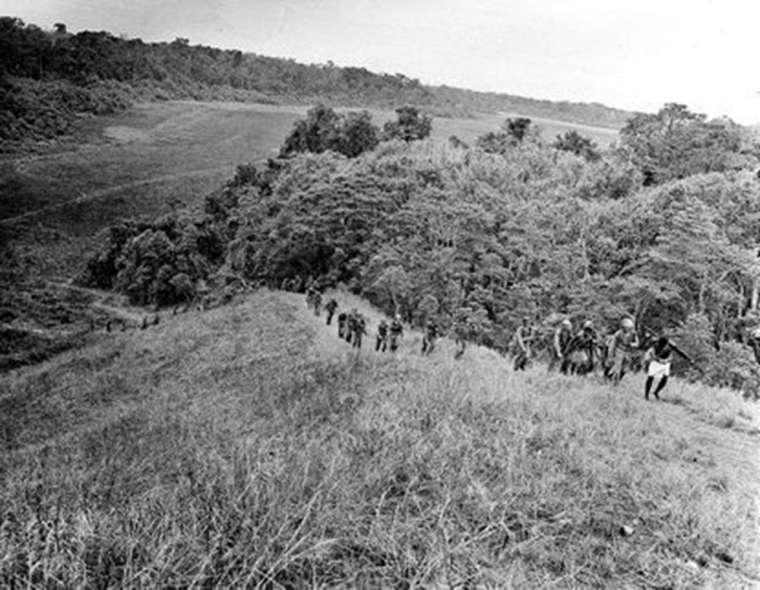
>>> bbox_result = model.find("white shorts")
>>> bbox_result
[647,360,670,378]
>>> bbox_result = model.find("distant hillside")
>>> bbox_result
[0,17,635,147]
[432,85,635,129]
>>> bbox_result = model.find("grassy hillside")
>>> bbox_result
[2,289,758,587]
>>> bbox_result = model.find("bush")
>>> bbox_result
[673,313,760,396]
[280,105,380,158]
[382,106,432,142]
[81,214,225,306]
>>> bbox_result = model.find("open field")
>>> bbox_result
[1,289,758,587]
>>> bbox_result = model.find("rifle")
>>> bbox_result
[639,325,694,365]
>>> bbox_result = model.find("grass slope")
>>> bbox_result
[1,290,758,588]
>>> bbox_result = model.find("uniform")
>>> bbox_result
[346,311,357,343]
[312,290,322,316]
[565,324,598,375]
[512,322,535,371]
[376,320,388,352]
[606,321,639,384]
[352,315,366,349]
[325,299,338,325]
[548,321,573,373]
[337,312,348,339]
[389,319,404,352]
[421,321,438,355]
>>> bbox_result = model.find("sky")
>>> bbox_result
[3,0,759,124]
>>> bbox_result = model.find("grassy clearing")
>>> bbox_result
[1,290,758,588]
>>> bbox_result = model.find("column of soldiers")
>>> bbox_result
[512,314,692,399]
[329,301,405,353]
[295,277,691,400]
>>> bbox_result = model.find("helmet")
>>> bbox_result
[621,318,634,329]
[561,319,572,328]
[583,320,593,329]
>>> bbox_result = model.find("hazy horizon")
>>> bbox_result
[3,0,759,124]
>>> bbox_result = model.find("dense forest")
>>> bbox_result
[0,17,634,146]
[81,100,760,395]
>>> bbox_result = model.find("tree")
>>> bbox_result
[504,117,532,142]
[620,103,752,185]
[336,110,379,157]
[280,105,379,158]
[383,106,432,142]
[280,104,340,156]
[553,130,600,162]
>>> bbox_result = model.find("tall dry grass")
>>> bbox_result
[1,290,758,588]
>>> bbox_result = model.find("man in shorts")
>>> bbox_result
[643,335,691,400]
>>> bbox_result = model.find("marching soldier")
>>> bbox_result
[325,298,338,325]
[346,309,359,344]
[352,313,366,349]
[337,311,348,339]
[512,316,536,371]
[421,319,439,355]
[565,320,599,375]
[376,319,389,352]
[606,317,640,384]
[548,318,573,373]
[389,315,404,352]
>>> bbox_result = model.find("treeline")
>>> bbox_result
[81,102,760,394]
[1,17,634,146]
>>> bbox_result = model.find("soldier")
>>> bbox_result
[313,289,322,316]
[452,308,471,360]
[280,277,290,291]
[565,320,599,375]
[352,313,366,349]
[389,315,404,352]
[346,308,359,344]
[512,316,535,371]
[548,318,573,373]
[325,298,338,325]
[376,319,389,352]
[748,326,760,363]
[453,323,467,360]
[643,334,691,400]
[337,311,348,339]
[606,317,640,385]
[421,319,438,355]
[292,275,303,293]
